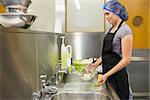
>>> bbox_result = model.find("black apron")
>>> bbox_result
[102,20,129,99]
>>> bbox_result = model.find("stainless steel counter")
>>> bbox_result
[127,49,150,99]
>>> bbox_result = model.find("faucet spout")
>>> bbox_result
[55,63,68,85]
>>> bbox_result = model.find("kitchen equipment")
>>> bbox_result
[0,13,37,29]
[73,58,93,72]
[5,5,28,13]
[1,0,32,8]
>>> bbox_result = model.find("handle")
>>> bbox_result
[66,45,72,57]
[40,74,47,83]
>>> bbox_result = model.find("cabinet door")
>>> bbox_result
[119,0,150,49]
[67,0,104,32]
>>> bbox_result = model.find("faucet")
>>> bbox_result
[32,85,58,100]
[55,63,77,85]
[40,74,47,89]
[32,74,59,100]
[55,63,68,85]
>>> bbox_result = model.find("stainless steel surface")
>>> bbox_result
[55,64,77,85]
[65,32,105,60]
[6,5,28,13]
[1,0,32,8]
[33,85,59,100]
[49,92,112,100]
[61,73,96,83]
[33,74,59,100]
[127,49,150,98]
[48,73,119,100]
[0,13,37,29]
[33,64,119,100]
[0,27,63,100]
[55,63,68,85]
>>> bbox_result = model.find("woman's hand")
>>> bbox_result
[84,63,96,74]
[98,74,109,85]
[83,57,102,74]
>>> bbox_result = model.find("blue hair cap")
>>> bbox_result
[103,0,128,21]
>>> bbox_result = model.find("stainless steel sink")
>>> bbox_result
[49,92,112,100]
[50,74,113,100]
[49,73,118,100]
[61,73,96,83]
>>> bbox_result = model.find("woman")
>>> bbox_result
[85,0,133,99]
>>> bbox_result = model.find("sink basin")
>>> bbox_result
[61,73,83,83]
[51,73,119,100]
[50,80,112,100]
[62,82,106,92]
[61,73,96,83]
[49,92,112,100]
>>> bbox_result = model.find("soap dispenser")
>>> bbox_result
[60,36,67,70]
[66,45,72,67]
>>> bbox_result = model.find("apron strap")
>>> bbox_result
[108,20,124,34]
[114,20,124,34]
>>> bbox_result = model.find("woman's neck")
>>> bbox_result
[113,19,122,27]
[110,19,122,33]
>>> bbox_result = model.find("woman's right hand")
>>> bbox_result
[83,57,102,74]
[84,63,96,74]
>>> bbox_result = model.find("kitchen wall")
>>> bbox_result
[28,0,104,33]
[29,0,55,32]
[67,0,104,32]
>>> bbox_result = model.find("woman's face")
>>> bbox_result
[104,10,119,25]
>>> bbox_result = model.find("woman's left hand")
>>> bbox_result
[98,74,109,85]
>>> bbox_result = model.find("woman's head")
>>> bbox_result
[103,0,128,23]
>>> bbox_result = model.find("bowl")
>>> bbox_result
[1,0,32,8]
[0,13,37,29]
[5,5,28,13]
[73,59,93,72]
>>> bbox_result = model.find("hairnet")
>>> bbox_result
[103,0,128,21]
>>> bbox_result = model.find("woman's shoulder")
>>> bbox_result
[117,22,132,38]
[121,22,132,34]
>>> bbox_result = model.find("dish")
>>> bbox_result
[0,13,37,28]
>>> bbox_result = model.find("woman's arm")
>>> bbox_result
[100,34,133,84]
[92,57,102,68]
[84,57,102,73]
